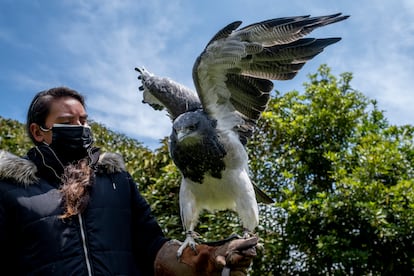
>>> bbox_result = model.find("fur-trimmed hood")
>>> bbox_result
[0,150,126,186]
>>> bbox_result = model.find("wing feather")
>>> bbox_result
[253,37,342,63]
[235,13,348,46]
[135,67,202,120]
[226,74,272,120]
[205,21,243,47]
[193,13,348,137]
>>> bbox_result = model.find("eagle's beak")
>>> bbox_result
[175,127,198,142]
[176,129,188,141]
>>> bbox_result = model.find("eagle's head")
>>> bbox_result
[170,110,217,145]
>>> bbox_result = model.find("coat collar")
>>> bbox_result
[0,150,126,186]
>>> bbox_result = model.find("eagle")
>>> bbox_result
[135,13,349,257]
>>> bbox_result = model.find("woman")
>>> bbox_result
[0,87,257,275]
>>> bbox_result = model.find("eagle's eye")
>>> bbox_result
[188,124,197,131]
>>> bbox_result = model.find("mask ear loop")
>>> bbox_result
[39,125,52,146]
[40,125,52,132]
[37,125,65,169]
[34,146,64,181]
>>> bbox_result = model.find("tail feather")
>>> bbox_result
[253,182,274,204]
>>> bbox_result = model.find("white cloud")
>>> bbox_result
[57,0,414,145]
[50,0,197,144]
[2,0,413,149]
[334,1,414,126]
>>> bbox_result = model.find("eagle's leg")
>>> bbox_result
[234,190,259,239]
[177,230,199,258]
[242,228,254,239]
[242,228,263,251]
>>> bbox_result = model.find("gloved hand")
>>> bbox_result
[154,236,258,276]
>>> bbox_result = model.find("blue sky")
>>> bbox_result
[1,0,413,149]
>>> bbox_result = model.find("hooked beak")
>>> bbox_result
[176,129,189,141]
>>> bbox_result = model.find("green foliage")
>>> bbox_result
[1,64,413,274]
[89,121,155,186]
[0,117,32,155]
[249,65,414,275]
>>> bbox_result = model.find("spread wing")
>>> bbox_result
[192,13,349,140]
[135,67,202,120]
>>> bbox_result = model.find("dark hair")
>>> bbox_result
[60,159,94,219]
[26,87,86,144]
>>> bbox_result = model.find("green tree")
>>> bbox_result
[0,117,32,155]
[249,65,414,275]
[1,65,413,274]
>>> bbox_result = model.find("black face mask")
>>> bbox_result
[43,124,94,164]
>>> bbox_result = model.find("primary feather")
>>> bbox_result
[135,13,349,257]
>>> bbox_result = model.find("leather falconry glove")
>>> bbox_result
[154,236,258,276]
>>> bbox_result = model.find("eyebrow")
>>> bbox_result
[55,114,88,121]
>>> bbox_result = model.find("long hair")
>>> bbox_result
[60,158,94,219]
[27,87,92,218]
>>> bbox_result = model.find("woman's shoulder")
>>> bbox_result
[96,152,127,174]
[0,150,128,186]
[0,150,38,186]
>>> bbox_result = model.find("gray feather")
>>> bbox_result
[253,182,275,204]
[192,13,349,127]
[135,67,202,120]
[135,14,348,254]
[205,21,243,47]
[236,13,349,46]
[225,74,272,120]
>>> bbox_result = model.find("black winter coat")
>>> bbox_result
[0,149,168,275]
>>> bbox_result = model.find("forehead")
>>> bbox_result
[174,111,205,127]
[47,96,87,120]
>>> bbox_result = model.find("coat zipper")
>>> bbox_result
[78,214,93,276]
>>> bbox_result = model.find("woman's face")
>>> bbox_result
[30,96,88,144]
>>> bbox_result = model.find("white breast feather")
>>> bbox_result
[179,131,259,231]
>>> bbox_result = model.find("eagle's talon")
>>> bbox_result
[189,241,197,253]
[176,235,198,258]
